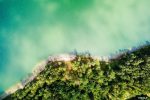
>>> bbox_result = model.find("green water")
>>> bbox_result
[0,0,150,92]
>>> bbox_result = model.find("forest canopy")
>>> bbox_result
[3,45,150,100]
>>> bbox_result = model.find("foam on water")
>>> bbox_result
[0,0,150,92]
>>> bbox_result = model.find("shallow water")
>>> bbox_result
[0,0,150,92]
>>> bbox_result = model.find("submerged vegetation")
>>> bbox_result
[3,45,150,100]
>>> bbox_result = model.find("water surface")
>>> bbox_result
[0,0,150,92]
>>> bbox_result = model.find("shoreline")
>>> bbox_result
[0,54,110,99]
[0,43,149,99]
[0,54,76,99]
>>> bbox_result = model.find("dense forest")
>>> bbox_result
[3,45,150,100]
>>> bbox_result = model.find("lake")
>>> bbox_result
[0,0,150,93]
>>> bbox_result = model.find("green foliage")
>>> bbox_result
[4,45,150,100]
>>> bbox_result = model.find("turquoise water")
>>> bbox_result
[0,0,150,93]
